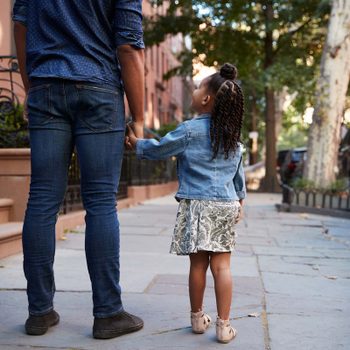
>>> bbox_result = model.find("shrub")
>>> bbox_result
[0,105,29,148]
[291,178,316,191]
[155,122,178,137]
[328,178,349,194]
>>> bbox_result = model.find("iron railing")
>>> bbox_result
[0,56,177,214]
[0,55,24,116]
[281,184,350,211]
[61,150,177,214]
[122,150,177,186]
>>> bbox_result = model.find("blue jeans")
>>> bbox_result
[23,78,125,318]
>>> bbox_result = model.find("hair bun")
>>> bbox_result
[220,63,237,80]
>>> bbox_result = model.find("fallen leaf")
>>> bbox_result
[299,213,309,219]
[324,275,338,280]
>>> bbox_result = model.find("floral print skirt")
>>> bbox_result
[170,199,241,255]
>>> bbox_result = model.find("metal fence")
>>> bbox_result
[62,150,177,214]
[282,184,350,211]
[0,55,23,115]
[61,152,83,214]
[122,150,177,186]
[0,55,178,214]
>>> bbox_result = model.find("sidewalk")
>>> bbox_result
[0,193,349,349]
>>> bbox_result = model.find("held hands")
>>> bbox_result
[125,123,139,150]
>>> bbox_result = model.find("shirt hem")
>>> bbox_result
[29,74,121,88]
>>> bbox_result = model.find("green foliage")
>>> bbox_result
[277,125,308,150]
[328,178,349,193]
[291,178,316,191]
[154,122,178,137]
[0,106,29,148]
[291,177,349,193]
[278,105,309,150]
[144,0,331,149]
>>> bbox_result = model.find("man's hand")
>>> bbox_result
[125,124,138,150]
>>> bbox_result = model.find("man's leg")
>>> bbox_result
[23,128,72,313]
[23,81,73,334]
[72,82,143,338]
[75,130,124,317]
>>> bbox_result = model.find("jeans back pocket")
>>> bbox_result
[27,84,52,128]
[76,84,125,133]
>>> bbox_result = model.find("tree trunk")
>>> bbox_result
[249,89,258,165]
[260,0,280,192]
[260,88,280,192]
[275,88,289,140]
[304,0,350,188]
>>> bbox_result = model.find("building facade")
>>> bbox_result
[0,0,191,129]
[137,0,190,129]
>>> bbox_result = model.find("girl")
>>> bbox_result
[126,63,246,344]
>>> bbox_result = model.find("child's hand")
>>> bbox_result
[235,200,244,224]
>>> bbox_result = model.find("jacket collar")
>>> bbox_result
[194,113,211,120]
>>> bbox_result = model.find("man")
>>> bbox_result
[12,0,144,339]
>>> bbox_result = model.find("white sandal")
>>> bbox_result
[216,316,237,343]
[191,310,212,334]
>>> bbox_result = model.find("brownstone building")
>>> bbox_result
[136,1,191,129]
[0,0,191,129]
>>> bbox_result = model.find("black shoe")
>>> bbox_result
[25,310,60,335]
[93,311,144,339]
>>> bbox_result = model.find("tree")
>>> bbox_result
[145,1,330,191]
[304,0,350,188]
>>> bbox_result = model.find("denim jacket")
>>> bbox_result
[136,114,246,201]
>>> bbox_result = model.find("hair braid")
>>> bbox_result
[207,63,244,159]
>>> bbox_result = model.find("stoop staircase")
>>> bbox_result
[0,198,23,259]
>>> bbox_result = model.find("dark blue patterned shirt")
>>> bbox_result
[12,0,144,87]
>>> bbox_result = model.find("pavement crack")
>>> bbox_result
[0,345,84,350]
[282,224,324,228]
[151,326,191,335]
[0,288,26,291]
[260,270,319,277]
[255,254,272,350]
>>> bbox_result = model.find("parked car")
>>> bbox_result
[279,147,307,184]
[277,149,290,169]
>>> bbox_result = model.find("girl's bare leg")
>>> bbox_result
[189,251,210,312]
[210,252,232,319]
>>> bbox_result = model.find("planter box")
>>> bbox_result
[0,148,31,221]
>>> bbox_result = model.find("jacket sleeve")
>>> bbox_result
[136,123,188,160]
[114,0,145,49]
[12,0,28,26]
[233,155,246,200]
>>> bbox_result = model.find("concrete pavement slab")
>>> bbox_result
[268,314,350,350]
[1,192,349,349]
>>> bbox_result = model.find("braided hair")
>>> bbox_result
[206,63,244,159]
